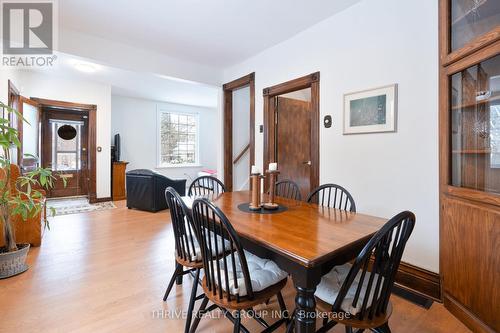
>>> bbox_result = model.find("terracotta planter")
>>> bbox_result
[0,243,30,279]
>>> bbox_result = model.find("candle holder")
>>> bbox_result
[249,173,262,211]
[263,170,280,210]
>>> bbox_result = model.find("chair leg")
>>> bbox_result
[285,309,295,333]
[371,323,391,333]
[189,296,209,333]
[277,292,287,313]
[184,269,200,333]
[175,262,184,285]
[163,264,182,301]
[233,310,241,333]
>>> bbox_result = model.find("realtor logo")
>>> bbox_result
[1,0,57,67]
[2,1,53,54]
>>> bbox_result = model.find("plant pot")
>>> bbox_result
[0,243,30,279]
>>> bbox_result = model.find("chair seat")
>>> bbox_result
[315,263,381,315]
[210,250,288,297]
[183,220,231,262]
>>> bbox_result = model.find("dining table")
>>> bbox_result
[182,190,387,333]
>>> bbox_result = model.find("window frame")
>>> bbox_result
[156,106,201,168]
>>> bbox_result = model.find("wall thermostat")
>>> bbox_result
[324,115,332,128]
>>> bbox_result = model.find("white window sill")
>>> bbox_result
[156,164,203,169]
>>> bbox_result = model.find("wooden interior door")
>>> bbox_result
[41,109,89,197]
[275,97,312,199]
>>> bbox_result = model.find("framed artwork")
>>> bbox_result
[343,84,398,134]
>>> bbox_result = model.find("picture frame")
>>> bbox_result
[343,84,398,134]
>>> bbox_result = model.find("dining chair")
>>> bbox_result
[163,187,204,333]
[274,179,302,201]
[189,198,289,333]
[307,184,356,212]
[287,211,415,333]
[188,175,226,196]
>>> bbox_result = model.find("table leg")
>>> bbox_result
[295,285,317,333]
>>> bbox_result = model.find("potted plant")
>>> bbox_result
[0,100,62,278]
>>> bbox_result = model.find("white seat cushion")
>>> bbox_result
[182,218,230,262]
[210,250,287,297]
[314,263,382,315]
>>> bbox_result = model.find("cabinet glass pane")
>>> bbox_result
[451,0,500,52]
[451,54,500,194]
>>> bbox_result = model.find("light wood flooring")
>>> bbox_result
[0,201,471,333]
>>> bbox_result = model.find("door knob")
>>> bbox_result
[303,161,312,166]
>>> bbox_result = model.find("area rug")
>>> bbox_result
[46,197,116,216]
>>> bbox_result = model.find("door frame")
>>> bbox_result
[31,97,98,203]
[263,72,320,192]
[223,72,255,191]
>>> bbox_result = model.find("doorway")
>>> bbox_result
[32,98,97,201]
[223,73,255,191]
[41,108,89,197]
[263,72,320,198]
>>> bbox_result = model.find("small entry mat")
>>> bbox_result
[237,203,288,214]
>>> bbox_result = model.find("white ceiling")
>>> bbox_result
[33,53,219,108]
[59,0,361,68]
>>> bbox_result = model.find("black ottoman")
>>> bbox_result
[126,169,186,212]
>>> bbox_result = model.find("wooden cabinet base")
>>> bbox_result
[0,217,42,247]
[112,162,128,201]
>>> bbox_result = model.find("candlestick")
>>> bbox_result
[263,169,280,210]
[249,173,261,210]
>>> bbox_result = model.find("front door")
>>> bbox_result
[42,109,89,197]
[275,96,312,199]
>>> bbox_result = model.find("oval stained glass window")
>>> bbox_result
[57,125,77,140]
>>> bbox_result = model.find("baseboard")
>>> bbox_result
[91,196,112,203]
[443,293,496,333]
[394,261,441,302]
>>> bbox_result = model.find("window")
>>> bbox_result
[50,120,82,171]
[158,110,199,167]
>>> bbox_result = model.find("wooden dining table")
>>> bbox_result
[183,190,387,333]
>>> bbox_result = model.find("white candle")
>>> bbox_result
[251,165,260,174]
[269,162,278,171]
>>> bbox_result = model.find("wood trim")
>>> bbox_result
[223,72,254,90]
[443,293,496,333]
[34,97,98,202]
[442,27,500,67]
[31,97,97,111]
[263,72,319,97]
[262,72,320,192]
[223,73,255,191]
[233,143,250,165]
[445,185,500,208]
[444,40,500,75]
[8,79,19,96]
[394,262,441,302]
[93,197,112,203]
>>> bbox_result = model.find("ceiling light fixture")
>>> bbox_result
[73,61,100,73]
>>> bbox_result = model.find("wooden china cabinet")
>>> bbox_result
[439,1,500,332]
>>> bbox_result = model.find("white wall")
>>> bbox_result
[111,95,218,184]
[223,0,439,272]
[14,71,112,199]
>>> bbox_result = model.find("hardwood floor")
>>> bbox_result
[0,201,470,333]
